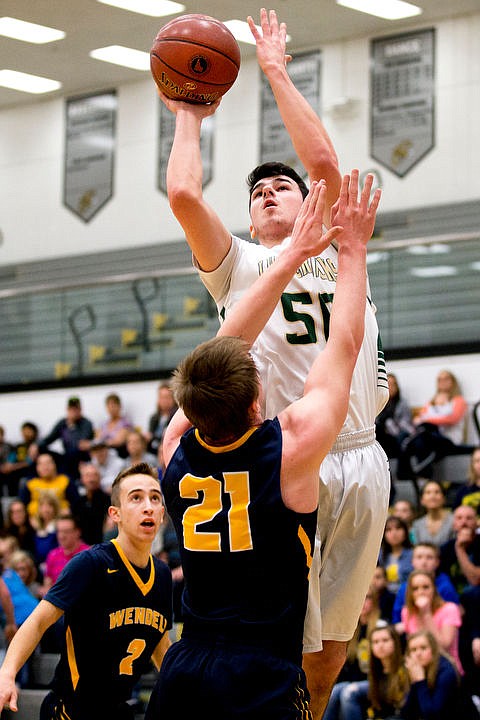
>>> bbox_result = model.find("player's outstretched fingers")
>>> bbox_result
[349,169,359,205]
[247,15,260,41]
[339,173,350,206]
[369,187,382,216]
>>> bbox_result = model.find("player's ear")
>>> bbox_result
[108,505,120,523]
[249,225,256,239]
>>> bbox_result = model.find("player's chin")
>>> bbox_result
[140,520,158,535]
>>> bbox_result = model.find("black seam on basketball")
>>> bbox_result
[151,53,236,87]
[151,38,240,69]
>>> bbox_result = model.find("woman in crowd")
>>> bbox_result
[376,374,414,460]
[378,516,413,595]
[367,625,410,719]
[19,453,79,520]
[2,499,36,557]
[93,393,133,458]
[334,624,409,720]
[454,446,480,512]
[411,480,454,547]
[371,565,396,623]
[399,570,463,674]
[402,630,459,719]
[9,550,42,599]
[399,370,468,479]
[391,500,417,544]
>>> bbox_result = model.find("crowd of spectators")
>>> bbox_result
[324,451,480,719]
[0,383,180,686]
[0,373,479,716]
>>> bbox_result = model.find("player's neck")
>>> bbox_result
[258,233,285,249]
[116,533,151,568]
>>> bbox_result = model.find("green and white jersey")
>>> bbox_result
[198,234,389,434]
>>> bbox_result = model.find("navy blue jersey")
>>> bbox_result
[161,418,316,665]
[44,540,172,719]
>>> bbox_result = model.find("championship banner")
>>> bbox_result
[260,50,321,178]
[64,90,117,222]
[157,99,214,194]
[371,29,435,177]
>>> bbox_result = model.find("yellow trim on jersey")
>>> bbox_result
[59,700,73,719]
[297,525,313,580]
[293,678,313,719]
[66,625,80,690]
[111,538,155,596]
[194,426,258,453]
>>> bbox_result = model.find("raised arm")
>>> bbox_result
[160,94,231,272]
[163,181,343,464]
[279,171,381,511]
[218,181,342,346]
[248,9,342,223]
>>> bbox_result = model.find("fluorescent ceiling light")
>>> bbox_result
[224,19,291,46]
[367,251,389,265]
[0,69,61,94]
[97,0,185,16]
[0,16,65,43]
[407,243,450,255]
[336,0,422,20]
[90,45,150,71]
[410,266,457,278]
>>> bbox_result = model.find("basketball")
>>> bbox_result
[150,14,241,104]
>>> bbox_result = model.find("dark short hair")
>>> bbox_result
[67,396,81,408]
[247,161,309,208]
[110,462,160,507]
[21,421,38,435]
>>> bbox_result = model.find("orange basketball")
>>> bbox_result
[150,14,241,104]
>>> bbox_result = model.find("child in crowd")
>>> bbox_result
[30,490,60,572]
[378,516,413,594]
[454,447,480,512]
[371,566,396,623]
[411,480,454,547]
[391,499,417,544]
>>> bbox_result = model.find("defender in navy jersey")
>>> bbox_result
[160,9,389,718]
[0,463,172,720]
[146,172,381,718]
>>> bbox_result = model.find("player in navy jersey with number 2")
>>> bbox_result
[0,463,172,720]
[146,172,381,719]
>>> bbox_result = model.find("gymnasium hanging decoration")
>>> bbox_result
[63,90,117,222]
[370,29,435,178]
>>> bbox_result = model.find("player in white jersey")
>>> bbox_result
[158,9,390,718]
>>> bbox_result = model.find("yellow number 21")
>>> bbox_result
[179,472,253,552]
